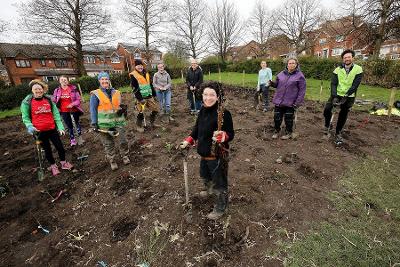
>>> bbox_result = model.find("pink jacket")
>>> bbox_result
[52,84,84,113]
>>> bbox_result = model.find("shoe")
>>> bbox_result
[272,132,279,139]
[60,161,73,170]
[281,133,292,140]
[322,127,330,140]
[206,209,225,220]
[70,138,77,146]
[200,181,215,197]
[137,126,145,133]
[335,133,344,145]
[77,135,85,145]
[263,108,269,112]
[168,115,175,122]
[122,156,130,165]
[49,164,60,176]
[110,161,118,171]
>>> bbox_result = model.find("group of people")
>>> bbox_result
[20,49,362,220]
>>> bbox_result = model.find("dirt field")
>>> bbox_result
[1,85,399,267]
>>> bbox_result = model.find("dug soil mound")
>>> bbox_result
[1,85,399,266]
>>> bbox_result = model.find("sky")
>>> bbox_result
[0,0,338,45]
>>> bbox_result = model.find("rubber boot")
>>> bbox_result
[207,190,228,220]
[199,181,215,198]
[136,113,144,133]
[150,111,160,127]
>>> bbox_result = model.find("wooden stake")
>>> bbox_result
[388,87,397,117]
[218,67,221,83]
[242,70,245,87]
[209,70,211,79]
[319,79,323,103]
[181,69,184,83]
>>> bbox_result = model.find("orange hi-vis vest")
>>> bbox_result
[129,70,152,98]
[91,89,126,129]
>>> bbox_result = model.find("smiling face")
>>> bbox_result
[202,88,218,107]
[135,64,144,72]
[32,84,44,98]
[342,52,354,66]
[59,76,69,88]
[287,59,297,72]
[157,64,164,72]
[99,77,110,88]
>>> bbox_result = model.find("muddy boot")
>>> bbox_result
[207,190,228,220]
[281,132,292,140]
[167,112,175,122]
[77,135,85,145]
[150,112,160,128]
[136,113,145,132]
[199,181,215,198]
[322,127,330,140]
[335,132,344,146]
[272,130,280,139]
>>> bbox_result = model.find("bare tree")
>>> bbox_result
[247,0,277,56]
[208,0,243,62]
[19,0,112,76]
[0,19,8,33]
[123,0,168,62]
[171,0,207,59]
[346,0,400,56]
[275,0,324,55]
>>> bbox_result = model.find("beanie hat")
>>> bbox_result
[29,79,48,92]
[98,71,110,80]
[134,59,143,66]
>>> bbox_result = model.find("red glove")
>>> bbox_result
[180,136,195,149]
[212,131,229,143]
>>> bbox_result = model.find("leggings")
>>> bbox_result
[38,129,65,164]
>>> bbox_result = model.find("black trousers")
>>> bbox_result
[60,112,82,140]
[254,84,269,108]
[323,96,355,134]
[274,106,295,133]
[38,129,65,164]
[200,158,228,191]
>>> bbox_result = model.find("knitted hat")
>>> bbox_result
[134,59,143,66]
[98,72,110,80]
[29,79,48,92]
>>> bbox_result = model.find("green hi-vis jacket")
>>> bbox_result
[332,64,363,97]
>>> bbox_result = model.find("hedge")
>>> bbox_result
[0,71,131,110]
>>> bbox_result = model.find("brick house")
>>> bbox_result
[312,16,373,59]
[82,46,126,77]
[379,39,400,60]
[117,43,163,71]
[226,40,264,62]
[264,35,294,59]
[0,43,77,85]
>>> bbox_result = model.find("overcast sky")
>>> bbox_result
[0,0,338,45]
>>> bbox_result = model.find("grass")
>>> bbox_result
[271,143,400,266]
[0,107,21,119]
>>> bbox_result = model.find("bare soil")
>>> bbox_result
[1,85,399,267]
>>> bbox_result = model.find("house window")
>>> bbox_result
[55,59,68,67]
[85,56,95,64]
[335,35,344,42]
[332,47,344,56]
[319,38,327,45]
[44,76,57,82]
[111,55,120,63]
[40,59,46,66]
[153,54,161,61]
[15,60,31,68]
[113,70,122,74]
[391,54,400,60]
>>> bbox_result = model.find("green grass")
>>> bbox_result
[0,107,21,119]
[272,143,400,266]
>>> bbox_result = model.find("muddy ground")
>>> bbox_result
[1,85,399,267]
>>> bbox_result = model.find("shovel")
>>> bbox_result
[181,148,192,222]
[98,128,119,137]
[33,133,45,181]
[140,103,147,127]
[192,90,197,113]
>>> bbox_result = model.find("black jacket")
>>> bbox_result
[130,70,156,101]
[186,67,203,90]
[190,103,234,157]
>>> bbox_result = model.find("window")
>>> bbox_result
[55,59,68,67]
[335,35,344,42]
[391,54,400,60]
[85,56,95,64]
[332,47,344,56]
[40,59,46,66]
[15,60,31,68]
[111,55,120,63]
[113,70,122,74]
[44,76,57,82]
[153,54,161,61]
[319,38,327,45]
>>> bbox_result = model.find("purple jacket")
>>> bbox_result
[52,84,84,113]
[272,67,306,107]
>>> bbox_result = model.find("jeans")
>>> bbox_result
[260,84,269,108]
[156,90,172,114]
[187,90,202,111]
[60,112,82,140]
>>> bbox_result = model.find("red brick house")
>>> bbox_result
[379,39,400,60]
[311,16,373,59]
[0,43,77,85]
[117,43,163,71]
[81,46,126,77]
[226,40,264,62]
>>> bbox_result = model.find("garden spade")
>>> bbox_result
[33,133,45,181]
[182,148,192,222]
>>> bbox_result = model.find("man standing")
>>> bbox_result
[186,58,203,114]
[130,59,159,132]
[323,49,363,144]
[90,72,130,170]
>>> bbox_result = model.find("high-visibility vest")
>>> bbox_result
[333,64,363,97]
[130,70,152,97]
[91,89,126,129]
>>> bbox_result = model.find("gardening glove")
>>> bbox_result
[91,123,99,132]
[58,129,65,136]
[117,104,128,117]
[179,136,194,149]
[27,126,38,135]
[212,131,229,143]
[190,86,195,91]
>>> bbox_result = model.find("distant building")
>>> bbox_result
[379,39,400,60]
[117,43,163,71]
[81,45,126,77]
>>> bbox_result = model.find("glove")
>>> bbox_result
[58,130,65,136]
[212,131,229,143]
[91,123,99,132]
[67,103,74,108]
[179,136,194,149]
[27,126,38,135]
[190,86,195,91]
[117,104,128,117]
[269,80,276,87]
[332,97,340,106]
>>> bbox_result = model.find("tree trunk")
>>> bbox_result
[73,0,86,76]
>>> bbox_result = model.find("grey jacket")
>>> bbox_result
[153,71,172,91]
